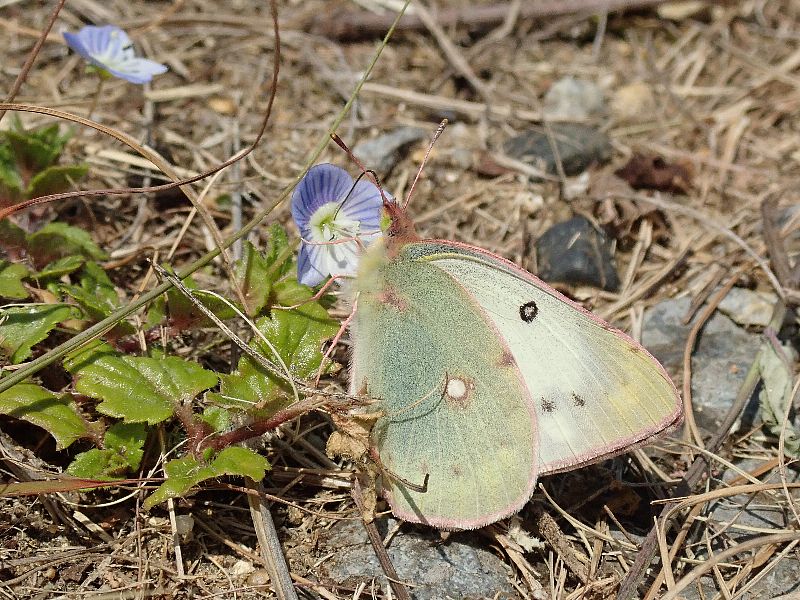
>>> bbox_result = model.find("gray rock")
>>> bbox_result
[641,297,761,430]
[318,518,519,599]
[353,127,427,175]
[543,77,605,121]
[503,123,611,177]
[717,287,777,328]
[535,215,620,291]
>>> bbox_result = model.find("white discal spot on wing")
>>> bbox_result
[446,378,467,399]
[444,376,474,408]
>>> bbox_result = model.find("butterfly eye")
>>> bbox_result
[519,301,538,323]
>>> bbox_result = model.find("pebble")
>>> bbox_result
[543,76,605,121]
[535,215,620,291]
[504,123,612,177]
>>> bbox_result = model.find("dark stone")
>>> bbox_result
[503,123,611,176]
[535,216,620,291]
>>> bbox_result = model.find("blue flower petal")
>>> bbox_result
[63,25,167,84]
[291,164,357,228]
[340,179,386,230]
[297,243,327,287]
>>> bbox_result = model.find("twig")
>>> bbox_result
[246,477,299,600]
[0,0,66,124]
[413,1,491,102]
[308,0,698,40]
[617,301,787,600]
[351,477,412,600]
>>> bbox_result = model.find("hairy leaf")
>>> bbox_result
[27,164,89,198]
[207,296,338,414]
[65,343,218,424]
[0,303,77,363]
[67,422,147,479]
[143,447,270,509]
[0,383,89,449]
[234,226,293,316]
[26,222,107,269]
[35,255,86,280]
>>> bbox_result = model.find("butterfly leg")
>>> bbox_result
[313,295,359,386]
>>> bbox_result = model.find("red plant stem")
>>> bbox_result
[201,396,323,453]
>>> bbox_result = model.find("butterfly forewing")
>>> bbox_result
[350,242,539,529]
[406,241,682,475]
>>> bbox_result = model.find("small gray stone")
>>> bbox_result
[717,287,777,328]
[535,215,620,291]
[503,124,611,177]
[543,77,605,121]
[318,518,519,599]
[642,297,762,430]
[354,127,427,175]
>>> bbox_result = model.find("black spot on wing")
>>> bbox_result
[519,300,538,323]
[541,398,555,413]
[572,392,586,407]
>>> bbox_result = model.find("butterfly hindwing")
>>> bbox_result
[405,241,682,475]
[351,242,538,529]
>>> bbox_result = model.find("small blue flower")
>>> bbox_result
[291,164,385,287]
[63,25,167,84]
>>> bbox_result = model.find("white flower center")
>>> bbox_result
[309,202,359,243]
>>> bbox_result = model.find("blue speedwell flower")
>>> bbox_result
[63,25,167,84]
[291,164,385,287]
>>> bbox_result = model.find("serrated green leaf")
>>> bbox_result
[26,222,107,269]
[0,261,29,299]
[0,383,88,449]
[207,298,338,413]
[143,447,270,509]
[66,421,147,479]
[65,344,218,424]
[35,255,86,279]
[234,227,293,316]
[27,164,88,199]
[105,422,147,470]
[0,303,77,363]
[66,449,130,480]
[200,406,232,432]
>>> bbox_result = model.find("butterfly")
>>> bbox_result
[346,182,682,530]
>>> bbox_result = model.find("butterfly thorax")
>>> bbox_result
[383,201,420,254]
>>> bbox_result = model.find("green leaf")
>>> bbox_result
[234,227,293,316]
[60,262,127,326]
[65,344,218,424]
[26,164,88,198]
[207,296,338,413]
[143,447,270,509]
[0,261,29,299]
[66,422,147,479]
[200,406,232,433]
[3,119,72,172]
[0,303,77,363]
[67,449,130,480]
[105,421,147,470]
[35,255,86,280]
[0,383,89,449]
[145,275,237,330]
[0,161,23,207]
[26,222,107,269]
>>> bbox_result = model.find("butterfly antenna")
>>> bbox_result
[403,118,448,210]
[330,132,392,207]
